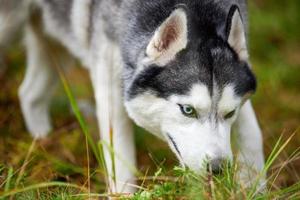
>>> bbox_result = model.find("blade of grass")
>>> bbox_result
[247,132,296,199]
[14,139,36,188]
[97,141,109,189]
[57,67,102,166]
[264,134,283,171]
[270,182,300,198]
[109,126,116,188]
[269,147,300,189]
[55,62,110,192]
[0,182,87,198]
[264,132,295,173]
[72,192,133,198]
[101,140,142,177]
[0,167,26,189]
[3,167,13,194]
[85,130,91,198]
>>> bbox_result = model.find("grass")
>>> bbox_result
[0,0,300,199]
[0,134,299,199]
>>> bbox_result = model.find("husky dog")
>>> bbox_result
[0,0,265,194]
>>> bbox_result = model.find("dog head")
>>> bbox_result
[124,5,256,173]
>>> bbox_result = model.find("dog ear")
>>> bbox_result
[226,6,248,61]
[145,8,188,66]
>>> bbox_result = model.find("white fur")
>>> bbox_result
[19,17,74,138]
[0,0,29,47]
[218,85,241,120]
[0,11,16,46]
[126,84,234,172]
[145,8,188,66]
[16,4,137,193]
[228,10,248,61]
[126,83,264,176]
[170,84,212,114]
[19,24,57,138]
[90,34,136,194]
[125,92,168,139]
[40,2,91,68]
[234,101,265,186]
[71,0,92,48]
[163,119,233,172]
[125,84,212,139]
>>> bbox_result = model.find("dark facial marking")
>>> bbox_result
[224,110,236,119]
[124,1,256,101]
[167,133,182,157]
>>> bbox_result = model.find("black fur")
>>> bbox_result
[121,0,256,100]
[167,133,182,157]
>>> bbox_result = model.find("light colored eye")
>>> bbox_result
[179,104,198,118]
[224,110,236,119]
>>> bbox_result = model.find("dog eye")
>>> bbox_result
[178,104,198,118]
[224,110,236,119]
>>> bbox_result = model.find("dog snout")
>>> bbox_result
[206,157,230,175]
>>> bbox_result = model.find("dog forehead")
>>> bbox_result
[208,42,257,97]
[169,84,212,109]
[168,83,241,113]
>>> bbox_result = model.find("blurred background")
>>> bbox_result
[0,0,299,193]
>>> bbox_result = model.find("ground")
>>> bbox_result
[0,0,299,199]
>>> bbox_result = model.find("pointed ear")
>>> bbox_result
[226,6,248,61]
[146,8,188,66]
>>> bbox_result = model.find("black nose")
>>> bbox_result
[206,158,229,175]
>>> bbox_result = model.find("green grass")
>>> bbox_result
[0,134,299,199]
[0,0,300,199]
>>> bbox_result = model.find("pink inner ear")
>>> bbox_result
[146,9,187,66]
[157,18,180,52]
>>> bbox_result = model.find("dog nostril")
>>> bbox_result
[206,158,229,175]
